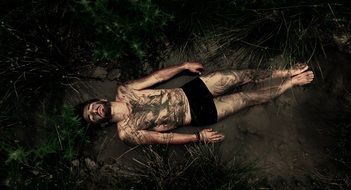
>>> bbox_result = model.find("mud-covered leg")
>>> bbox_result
[214,70,314,121]
[199,69,271,97]
[200,63,309,97]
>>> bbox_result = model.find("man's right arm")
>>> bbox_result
[125,62,204,90]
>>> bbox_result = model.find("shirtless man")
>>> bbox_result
[78,62,314,144]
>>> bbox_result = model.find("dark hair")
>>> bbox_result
[74,99,103,139]
[74,98,99,127]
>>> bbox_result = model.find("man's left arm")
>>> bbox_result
[118,128,224,145]
[126,62,204,90]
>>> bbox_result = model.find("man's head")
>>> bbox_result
[75,99,112,124]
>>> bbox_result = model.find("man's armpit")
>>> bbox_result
[116,85,129,100]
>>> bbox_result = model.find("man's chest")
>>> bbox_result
[117,86,188,129]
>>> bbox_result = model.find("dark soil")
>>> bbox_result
[64,46,351,187]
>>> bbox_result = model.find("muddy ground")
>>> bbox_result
[64,46,351,184]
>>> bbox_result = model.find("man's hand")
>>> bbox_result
[183,62,204,75]
[199,128,225,143]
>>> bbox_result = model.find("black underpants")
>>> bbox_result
[180,77,218,126]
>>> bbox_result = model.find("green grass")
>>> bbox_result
[0,0,351,189]
[0,105,89,189]
[87,144,266,190]
[0,0,91,130]
[75,0,172,61]
[157,0,350,68]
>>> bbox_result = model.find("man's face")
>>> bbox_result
[83,100,112,124]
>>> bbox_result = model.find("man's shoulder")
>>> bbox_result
[116,84,129,93]
[118,81,140,91]
[116,84,132,100]
[116,84,144,94]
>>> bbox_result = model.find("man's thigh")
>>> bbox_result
[199,70,241,97]
[213,92,251,120]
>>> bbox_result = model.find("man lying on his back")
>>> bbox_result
[77,62,314,144]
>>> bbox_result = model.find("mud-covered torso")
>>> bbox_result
[116,86,190,132]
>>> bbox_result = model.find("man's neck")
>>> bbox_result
[110,101,129,122]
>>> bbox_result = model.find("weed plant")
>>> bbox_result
[91,144,265,190]
[157,0,351,67]
[0,0,94,129]
[0,1,171,188]
[1,105,89,189]
[75,0,172,61]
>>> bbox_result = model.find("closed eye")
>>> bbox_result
[88,103,94,122]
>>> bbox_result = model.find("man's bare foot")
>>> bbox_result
[291,71,314,86]
[289,63,309,76]
[273,63,309,78]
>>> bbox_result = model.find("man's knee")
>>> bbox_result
[238,92,268,106]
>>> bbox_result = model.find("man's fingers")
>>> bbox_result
[212,137,225,143]
[193,68,204,75]
[212,134,223,139]
[211,130,223,134]
[215,138,224,142]
[201,129,225,143]
[211,133,224,138]
[187,62,204,74]
[197,66,204,71]
[216,135,225,140]
[211,131,221,136]
[197,69,203,75]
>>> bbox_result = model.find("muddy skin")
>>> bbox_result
[199,63,309,97]
[213,71,314,120]
[115,63,313,144]
[115,86,189,144]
